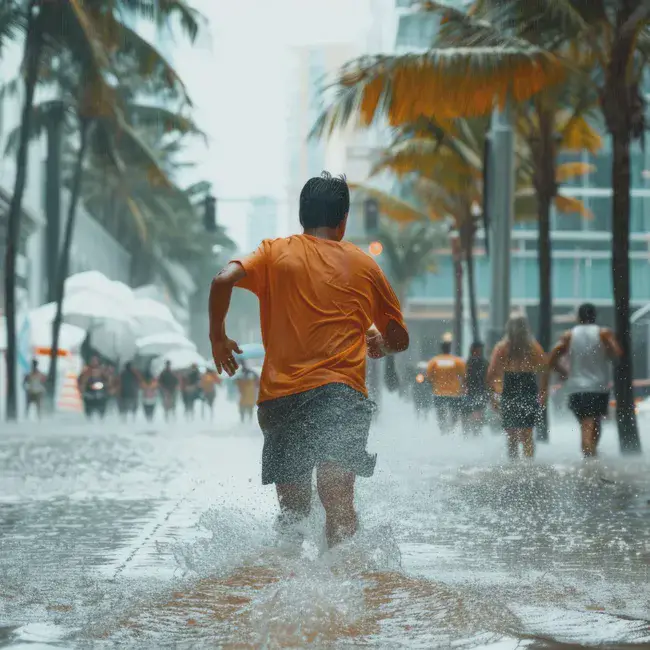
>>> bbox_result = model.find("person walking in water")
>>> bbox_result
[426,340,466,433]
[236,362,259,422]
[548,303,621,457]
[463,341,489,436]
[158,361,179,421]
[140,370,158,422]
[23,359,47,419]
[209,172,409,548]
[488,314,549,459]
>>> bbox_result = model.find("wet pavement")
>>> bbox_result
[1,394,650,648]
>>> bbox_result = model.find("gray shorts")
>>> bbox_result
[257,383,376,485]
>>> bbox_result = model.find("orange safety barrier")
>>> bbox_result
[34,347,69,357]
[57,372,82,413]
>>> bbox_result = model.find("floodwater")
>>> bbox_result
[1,393,650,649]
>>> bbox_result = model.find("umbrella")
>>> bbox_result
[28,316,86,352]
[136,332,196,357]
[91,321,138,363]
[128,298,184,337]
[151,348,207,375]
[233,343,265,361]
[31,292,129,330]
[64,271,111,296]
[30,292,138,363]
[65,272,134,305]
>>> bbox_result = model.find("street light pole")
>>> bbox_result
[486,101,515,350]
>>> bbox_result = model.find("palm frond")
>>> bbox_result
[559,114,602,152]
[554,193,592,218]
[314,48,566,134]
[350,183,434,223]
[0,3,24,55]
[555,161,595,183]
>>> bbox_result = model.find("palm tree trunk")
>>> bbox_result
[533,107,557,443]
[47,120,91,404]
[611,127,641,453]
[3,2,42,421]
[451,237,463,356]
[463,229,479,344]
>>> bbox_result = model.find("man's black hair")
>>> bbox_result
[578,302,597,324]
[299,171,350,229]
[441,341,452,354]
[470,341,484,353]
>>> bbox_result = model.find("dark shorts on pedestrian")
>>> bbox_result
[501,372,539,429]
[257,383,376,486]
[568,392,609,421]
[464,393,488,414]
[435,396,463,417]
[119,396,138,413]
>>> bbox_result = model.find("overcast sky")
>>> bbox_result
[174,0,375,248]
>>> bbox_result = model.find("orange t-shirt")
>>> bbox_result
[232,235,406,404]
[426,354,466,397]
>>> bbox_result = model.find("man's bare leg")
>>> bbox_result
[275,482,311,532]
[316,462,357,548]
[521,428,534,458]
[506,430,519,459]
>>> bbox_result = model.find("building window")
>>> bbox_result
[554,204,585,231]
[585,196,612,232]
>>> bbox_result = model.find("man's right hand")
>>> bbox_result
[366,327,386,359]
[211,336,243,376]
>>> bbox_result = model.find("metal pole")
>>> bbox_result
[487,101,514,350]
[45,105,63,303]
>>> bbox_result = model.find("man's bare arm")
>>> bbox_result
[601,328,622,359]
[486,344,504,392]
[209,262,245,375]
[548,332,570,375]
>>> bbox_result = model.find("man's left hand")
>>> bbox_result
[366,327,386,359]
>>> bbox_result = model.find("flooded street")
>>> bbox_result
[1,394,650,649]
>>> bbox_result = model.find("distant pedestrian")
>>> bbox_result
[488,314,549,459]
[158,361,179,421]
[236,363,258,422]
[140,371,158,422]
[463,341,489,436]
[23,359,47,419]
[426,340,466,433]
[118,362,141,422]
[200,369,220,420]
[548,303,621,458]
[182,363,201,421]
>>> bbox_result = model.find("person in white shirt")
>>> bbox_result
[549,303,621,457]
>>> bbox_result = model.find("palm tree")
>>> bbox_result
[2,0,202,420]
[453,0,647,451]
[368,116,594,349]
[3,0,43,421]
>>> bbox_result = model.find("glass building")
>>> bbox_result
[393,3,650,375]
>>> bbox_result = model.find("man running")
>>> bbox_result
[209,172,409,548]
[427,340,466,433]
[549,303,621,457]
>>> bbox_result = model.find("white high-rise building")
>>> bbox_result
[246,196,279,253]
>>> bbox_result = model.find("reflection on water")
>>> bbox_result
[1,402,650,648]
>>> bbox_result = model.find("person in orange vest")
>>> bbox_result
[426,340,466,434]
